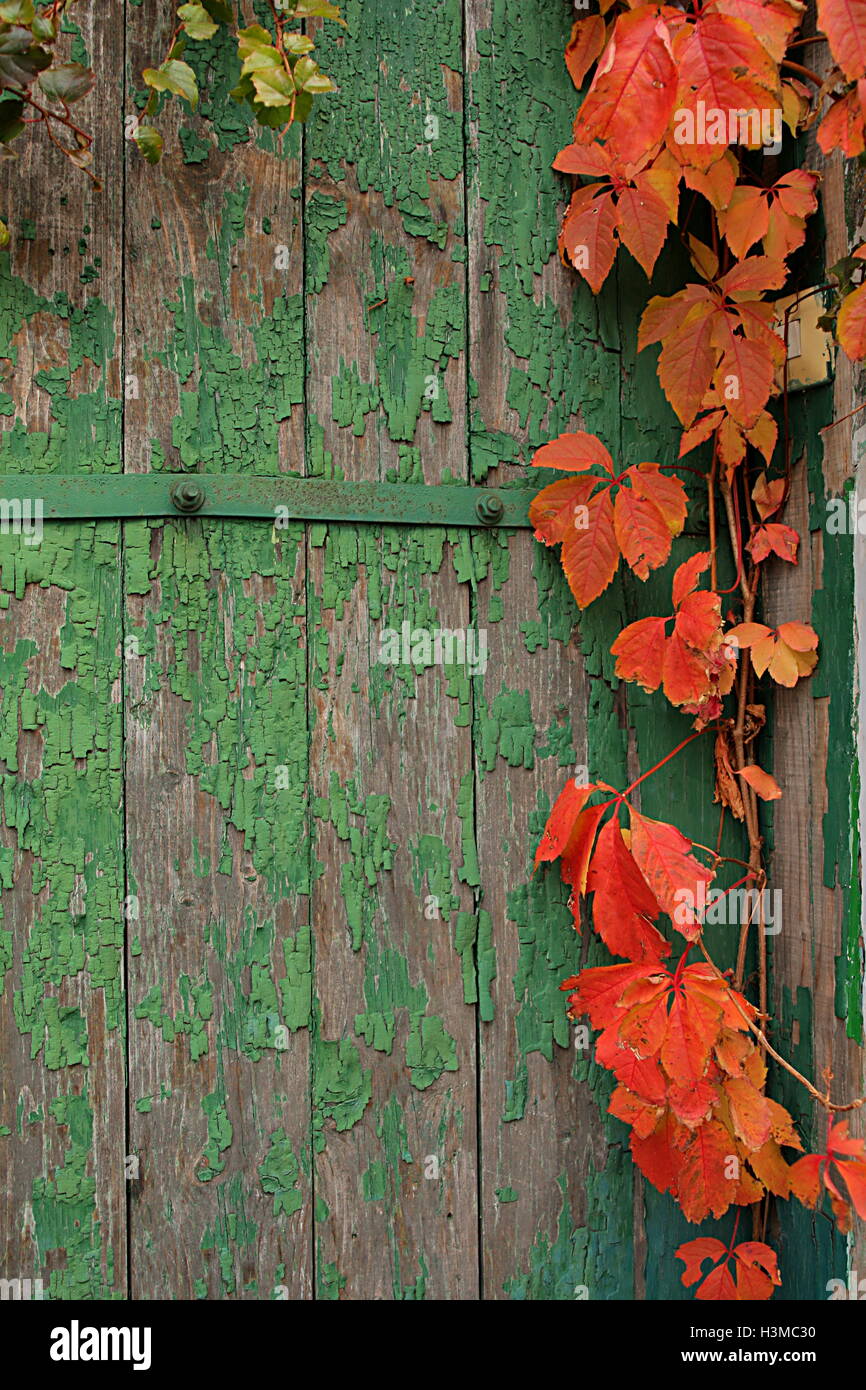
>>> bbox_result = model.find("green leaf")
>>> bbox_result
[142,58,198,109]
[0,27,51,87]
[251,64,295,106]
[237,24,276,58]
[31,15,55,41]
[241,46,283,75]
[178,3,218,41]
[0,2,34,24]
[292,56,318,86]
[229,73,254,103]
[202,0,233,21]
[292,55,333,92]
[0,93,23,141]
[283,33,314,55]
[293,1,345,23]
[302,72,334,94]
[133,123,163,164]
[0,218,9,247]
[37,61,94,104]
[292,89,313,122]
[254,101,294,129]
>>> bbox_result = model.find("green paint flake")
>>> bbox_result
[31,1090,119,1300]
[258,1128,303,1217]
[197,1090,233,1182]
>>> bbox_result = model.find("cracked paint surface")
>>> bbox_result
[0,0,855,1302]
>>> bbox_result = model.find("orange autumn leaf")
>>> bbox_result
[676,1237,781,1300]
[531,429,614,473]
[725,620,819,687]
[817,0,866,83]
[736,763,782,801]
[627,807,715,931]
[818,82,866,158]
[554,143,676,285]
[747,521,800,563]
[717,172,818,261]
[751,471,786,520]
[565,13,606,89]
[789,1122,866,1232]
[611,551,735,712]
[838,280,866,360]
[530,434,687,607]
[574,7,677,167]
[638,258,786,428]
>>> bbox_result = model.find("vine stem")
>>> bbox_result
[698,940,866,1113]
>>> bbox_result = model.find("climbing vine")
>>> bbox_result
[532,0,866,1300]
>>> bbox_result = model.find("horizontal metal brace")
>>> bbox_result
[0,474,538,528]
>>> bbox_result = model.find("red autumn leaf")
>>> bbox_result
[610,1083,665,1139]
[669,13,781,171]
[718,173,818,261]
[531,430,614,473]
[752,471,786,520]
[627,807,715,930]
[790,1122,866,1232]
[706,0,802,63]
[595,1024,668,1105]
[677,1236,781,1300]
[631,1108,687,1198]
[817,0,866,83]
[562,801,609,899]
[747,521,800,564]
[611,552,731,709]
[565,13,607,89]
[586,815,670,960]
[530,436,687,607]
[838,281,866,360]
[533,776,596,867]
[575,7,677,166]
[818,82,866,158]
[674,1117,742,1221]
[558,185,618,292]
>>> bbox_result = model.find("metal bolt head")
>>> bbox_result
[170,479,206,514]
[476,492,505,526]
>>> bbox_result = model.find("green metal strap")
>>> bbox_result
[0,474,538,528]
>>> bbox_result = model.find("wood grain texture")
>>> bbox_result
[305,0,479,1300]
[122,6,312,1298]
[465,0,633,1301]
[0,6,126,1299]
[0,0,861,1304]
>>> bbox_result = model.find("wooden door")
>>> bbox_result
[0,0,860,1301]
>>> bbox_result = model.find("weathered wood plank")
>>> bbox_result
[465,0,637,1300]
[0,7,126,1299]
[122,6,312,1298]
[305,0,479,1298]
